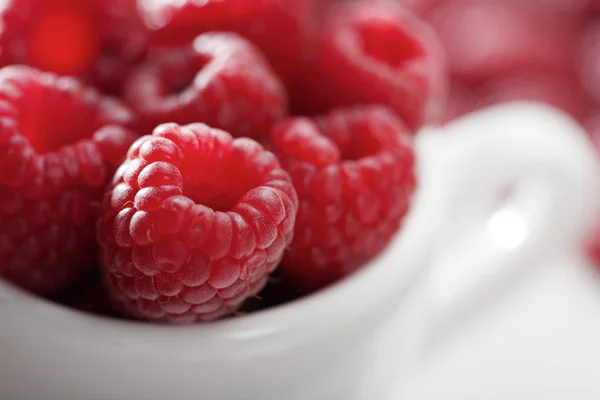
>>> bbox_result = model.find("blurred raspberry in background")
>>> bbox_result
[0,0,148,94]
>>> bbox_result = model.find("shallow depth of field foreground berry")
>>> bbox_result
[97,123,298,323]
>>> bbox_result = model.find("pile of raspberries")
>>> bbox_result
[0,0,445,323]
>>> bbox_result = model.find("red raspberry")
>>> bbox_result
[269,105,416,292]
[0,0,148,94]
[140,0,316,87]
[124,32,287,140]
[98,122,298,323]
[425,0,574,84]
[296,1,446,131]
[0,65,139,295]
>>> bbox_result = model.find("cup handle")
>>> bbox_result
[417,102,600,344]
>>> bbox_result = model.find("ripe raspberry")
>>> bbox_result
[0,65,139,295]
[0,0,148,94]
[98,122,298,323]
[124,32,287,140]
[140,0,316,87]
[269,105,416,292]
[296,1,446,130]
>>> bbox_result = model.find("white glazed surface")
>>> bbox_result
[385,253,600,400]
[0,102,598,400]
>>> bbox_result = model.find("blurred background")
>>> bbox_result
[399,0,600,130]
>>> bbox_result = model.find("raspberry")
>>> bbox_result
[0,65,139,295]
[296,1,446,131]
[98,122,298,323]
[124,32,287,140]
[140,0,316,87]
[269,105,416,292]
[0,0,148,94]
[425,0,574,83]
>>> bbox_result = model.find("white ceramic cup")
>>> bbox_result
[0,102,598,400]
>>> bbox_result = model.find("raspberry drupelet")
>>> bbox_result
[0,65,139,295]
[296,0,446,131]
[0,0,148,94]
[98,123,298,323]
[269,105,416,292]
[124,32,287,140]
